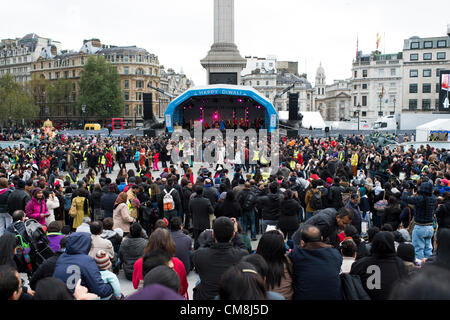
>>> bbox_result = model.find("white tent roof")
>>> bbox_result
[279,111,326,129]
[416,118,450,130]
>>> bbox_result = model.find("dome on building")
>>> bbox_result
[316,62,325,77]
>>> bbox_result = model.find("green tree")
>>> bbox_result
[0,73,38,125]
[47,79,73,116]
[78,55,124,118]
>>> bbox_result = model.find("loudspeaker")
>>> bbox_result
[287,129,298,138]
[144,129,156,137]
[143,93,154,120]
[325,126,330,133]
[288,93,299,121]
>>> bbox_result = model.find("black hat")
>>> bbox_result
[397,243,415,263]
[17,179,26,189]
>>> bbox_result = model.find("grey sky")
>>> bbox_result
[2,0,448,87]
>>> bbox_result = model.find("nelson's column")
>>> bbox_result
[200,0,247,85]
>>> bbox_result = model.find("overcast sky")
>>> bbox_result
[2,0,448,87]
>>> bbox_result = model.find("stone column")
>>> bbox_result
[214,0,234,44]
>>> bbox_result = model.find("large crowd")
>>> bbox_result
[0,128,450,300]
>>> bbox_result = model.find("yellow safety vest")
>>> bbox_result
[98,156,106,165]
[83,151,87,161]
[261,172,270,181]
[252,150,259,161]
[260,155,269,165]
[421,165,428,172]
[293,151,299,159]
[338,151,345,162]
[351,154,358,166]
[290,161,296,170]
[179,142,184,151]
[66,174,78,184]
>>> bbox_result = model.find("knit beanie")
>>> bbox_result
[397,243,415,263]
[95,250,112,270]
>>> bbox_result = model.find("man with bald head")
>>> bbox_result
[289,225,343,300]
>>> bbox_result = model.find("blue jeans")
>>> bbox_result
[412,225,434,260]
[262,219,278,234]
[305,211,313,222]
[240,210,256,239]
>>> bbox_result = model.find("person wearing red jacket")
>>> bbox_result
[152,151,159,171]
[106,150,113,174]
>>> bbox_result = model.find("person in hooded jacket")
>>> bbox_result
[52,232,113,298]
[350,231,407,300]
[118,222,147,281]
[25,188,49,226]
[401,180,437,260]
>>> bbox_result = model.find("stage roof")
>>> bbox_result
[164,85,278,132]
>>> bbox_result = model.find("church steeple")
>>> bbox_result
[315,62,326,96]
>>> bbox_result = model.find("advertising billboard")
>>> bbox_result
[439,70,450,112]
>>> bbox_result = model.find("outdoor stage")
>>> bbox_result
[164,85,278,132]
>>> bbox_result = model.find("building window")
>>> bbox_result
[318,88,321,94]
[40,62,43,69]
[437,40,447,48]
[423,53,432,60]
[436,83,440,93]
[136,68,144,75]
[410,54,418,61]
[353,85,357,90]
[265,93,269,98]
[423,69,431,77]
[410,69,418,77]
[437,52,446,60]
[124,80,129,89]
[64,71,68,79]
[125,105,129,116]
[409,84,418,93]
[72,70,75,77]
[423,83,431,93]
[354,70,357,78]
[49,73,52,80]
[379,69,384,77]
[423,41,433,49]
[410,42,419,49]
[266,81,269,85]
[81,57,84,65]
[136,92,142,101]
[55,72,59,79]
[149,68,152,75]
[124,92,129,100]
[136,80,143,89]
[353,96,357,106]
[124,66,129,74]
[409,99,418,110]
[362,70,367,78]
[436,69,443,77]
[362,95,367,106]
[362,83,367,89]
[390,82,396,88]
[390,68,396,76]
[362,111,367,117]
[321,88,324,95]
[256,81,260,85]
[422,99,431,110]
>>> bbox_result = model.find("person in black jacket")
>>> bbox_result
[278,190,300,240]
[101,184,119,219]
[181,178,193,231]
[214,191,242,219]
[350,231,407,300]
[189,185,214,247]
[327,177,344,210]
[237,182,257,240]
[7,179,30,215]
[257,182,282,233]
[0,177,12,237]
[436,192,450,230]
[192,217,248,300]
[381,196,402,231]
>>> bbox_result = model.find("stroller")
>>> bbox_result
[14,219,55,278]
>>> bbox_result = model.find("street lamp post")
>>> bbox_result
[81,104,86,128]
[378,92,383,116]
[357,103,361,132]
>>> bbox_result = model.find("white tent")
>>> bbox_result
[415,119,450,142]
[279,111,326,130]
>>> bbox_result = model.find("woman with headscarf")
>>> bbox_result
[350,231,407,300]
[25,188,49,226]
[113,192,136,236]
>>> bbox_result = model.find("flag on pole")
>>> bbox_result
[376,33,381,50]
[356,34,359,59]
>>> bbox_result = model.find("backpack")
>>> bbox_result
[242,191,256,211]
[340,273,371,300]
[309,190,323,210]
[163,189,175,212]
[63,193,72,211]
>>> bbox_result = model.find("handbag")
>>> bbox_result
[374,192,388,212]
[69,201,77,217]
